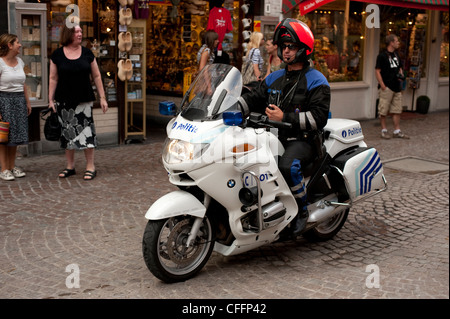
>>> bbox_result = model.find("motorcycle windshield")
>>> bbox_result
[180,64,243,121]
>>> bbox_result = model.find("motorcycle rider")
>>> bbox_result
[238,18,330,238]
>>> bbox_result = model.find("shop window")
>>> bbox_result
[146,0,238,96]
[378,6,427,87]
[440,12,449,77]
[294,0,366,82]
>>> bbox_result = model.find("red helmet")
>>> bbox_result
[273,18,314,64]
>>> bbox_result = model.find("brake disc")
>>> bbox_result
[166,219,204,267]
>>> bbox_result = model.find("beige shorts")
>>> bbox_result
[378,88,403,116]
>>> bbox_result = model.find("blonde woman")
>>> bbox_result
[0,33,31,181]
[244,32,265,81]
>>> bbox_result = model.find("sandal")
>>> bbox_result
[83,170,97,181]
[59,168,76,178]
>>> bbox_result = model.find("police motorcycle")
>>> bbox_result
[142,63,387,283]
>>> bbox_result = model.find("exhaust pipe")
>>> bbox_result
[307,195,349,224]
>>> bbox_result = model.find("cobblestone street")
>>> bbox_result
[0,110,448,300]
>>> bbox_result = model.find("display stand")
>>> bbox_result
[124,19,147,143]
[96,0,118,106]
[14,2,48,108]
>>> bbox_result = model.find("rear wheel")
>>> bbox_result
[303,209,349,242]
[142,216,215,283]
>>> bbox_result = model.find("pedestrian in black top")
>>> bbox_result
[48,24,108,180]
[375,34,409,139]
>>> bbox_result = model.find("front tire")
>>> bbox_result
[303,209,349,242]
[142,216,215,283]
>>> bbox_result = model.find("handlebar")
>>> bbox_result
[247,112,292,129]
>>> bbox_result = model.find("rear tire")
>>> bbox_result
[142,216,215,283]
[303,209,349,242]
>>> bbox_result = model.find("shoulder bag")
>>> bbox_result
[40,107,61,141]
[241,49,259,86]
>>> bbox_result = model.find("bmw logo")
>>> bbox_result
[227,179,236,188]
[342,130,347,138]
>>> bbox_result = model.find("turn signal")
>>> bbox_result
[232,144,255,153]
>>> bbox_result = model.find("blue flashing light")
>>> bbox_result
[223,111,243,126]
[159,101,177,116]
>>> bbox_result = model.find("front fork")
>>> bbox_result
[185,193,212,247]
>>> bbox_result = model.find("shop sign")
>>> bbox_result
[282,0,335,15]
[283,0,449,14]
[254,20,261,32]
[148,0,172,5]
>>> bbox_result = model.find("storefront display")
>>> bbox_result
[378,7,428,92]
[147,4,187,95]
[146,0,238,96]
[294,0,366,82]
[124,19,147,142]
[15,2,48,107]
[97,0,118,103]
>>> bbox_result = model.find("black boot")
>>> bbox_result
[291,209,309,237]
[277,208,309,242]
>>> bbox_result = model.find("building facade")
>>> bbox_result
[3,0,449,155]
[280,0,449,119]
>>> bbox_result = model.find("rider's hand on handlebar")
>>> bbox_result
[266,104,283,122]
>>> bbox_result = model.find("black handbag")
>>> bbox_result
[40,107,61,141]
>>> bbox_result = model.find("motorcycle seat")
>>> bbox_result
[302,145,327,177]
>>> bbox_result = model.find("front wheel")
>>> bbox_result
[142,216,215,283]
[303,209,349,242]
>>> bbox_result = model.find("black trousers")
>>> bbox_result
[278,140,315,187]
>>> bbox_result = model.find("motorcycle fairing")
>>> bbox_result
[187,139,298,255]
[145,190,206,220]
[167,116,228,144]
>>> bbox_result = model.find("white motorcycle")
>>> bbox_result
[142,64,387,283]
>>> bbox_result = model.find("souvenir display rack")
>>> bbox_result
[124,19,147,142]
[96,0,119,105]
[147,6,192,95]
[15,2,48,107]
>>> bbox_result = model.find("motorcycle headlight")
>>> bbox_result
[163,139,209,164]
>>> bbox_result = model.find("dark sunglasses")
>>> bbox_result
[281,43,299,50]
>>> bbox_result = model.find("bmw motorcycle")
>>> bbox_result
[142,64,387,283]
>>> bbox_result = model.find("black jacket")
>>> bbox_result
[240,66,330,142]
